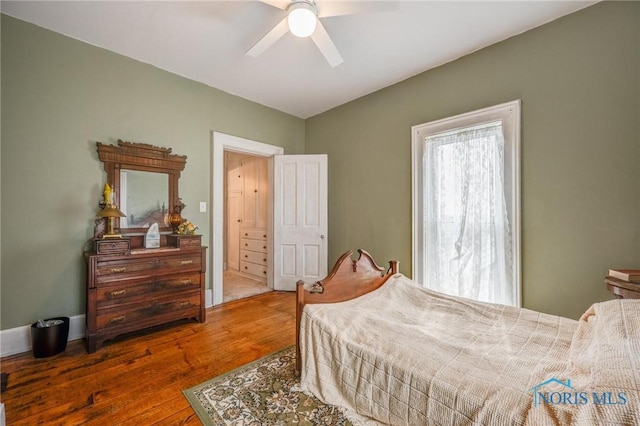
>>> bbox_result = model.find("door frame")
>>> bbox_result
[211,132,284,306]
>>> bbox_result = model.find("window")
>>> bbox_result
[411,100,521,306]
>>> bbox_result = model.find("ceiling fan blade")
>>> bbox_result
[310,20,343,67]
[246,17,290,57]
[257,0,291,11]
[317,1,398,18]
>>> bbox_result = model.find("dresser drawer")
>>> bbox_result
[241,229,267,241]
[96,292,200,330]
[95,253,201,281]
[165,234,202,249]
[240,250,267,266]
[240,260,267,277]
[94,238,130,255]
[241,239,268,253]
[96,273,201,308]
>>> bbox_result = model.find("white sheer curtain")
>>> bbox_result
[423,122,514,305]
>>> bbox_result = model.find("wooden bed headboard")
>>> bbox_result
[295,249,399,375]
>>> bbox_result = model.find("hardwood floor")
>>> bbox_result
[0,291,296,425]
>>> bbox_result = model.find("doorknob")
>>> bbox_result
[237,219,242,223]
[320,235,325,239]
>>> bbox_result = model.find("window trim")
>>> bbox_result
[411,100,522,306]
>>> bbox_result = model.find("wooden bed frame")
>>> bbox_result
[295,249,399,375]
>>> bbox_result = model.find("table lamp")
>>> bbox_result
[97,183,126,238]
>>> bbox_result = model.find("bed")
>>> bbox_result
[295,249,640,425]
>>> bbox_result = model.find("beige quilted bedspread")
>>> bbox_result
[299,274,640,425]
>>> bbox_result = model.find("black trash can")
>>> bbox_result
[30,317,70,358]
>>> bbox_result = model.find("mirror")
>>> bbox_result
[119,170,168,228]
[96,139,186,237]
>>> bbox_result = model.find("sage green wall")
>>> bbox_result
[2,3,638,331]
[305,1,640,320]
[1,15,305,329]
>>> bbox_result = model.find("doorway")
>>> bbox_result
[211,132,284,306]
[223,151,271,302]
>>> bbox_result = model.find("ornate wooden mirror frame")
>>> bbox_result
[95,139,186,238]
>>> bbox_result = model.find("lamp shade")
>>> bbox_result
[96,204,126,238]
[96,205,126,218]
[288,2,317,38]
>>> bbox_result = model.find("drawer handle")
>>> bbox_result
[244,255,248,258]
[181,260,193,265]
[263,246,267,249]
[244,243,248,247]
[180,278,192,285]
[111,267,126,273]
[110,289,126,297]
[263,258,267,262]
[110,315,125,323]
[245,233,248,236]
[263,271,267,274]
[180,301,190,307]
[263,235,267,238]
[244,266,248,270]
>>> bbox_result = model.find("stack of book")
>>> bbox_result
[608,269,640,284]
[606,269,640,299]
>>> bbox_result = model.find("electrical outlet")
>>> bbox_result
[199,202,207,213]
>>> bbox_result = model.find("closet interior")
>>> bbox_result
[223,151,272,302]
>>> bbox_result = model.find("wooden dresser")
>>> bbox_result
[84,237,206,353]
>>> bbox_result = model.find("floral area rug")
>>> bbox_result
[183,346,353,425]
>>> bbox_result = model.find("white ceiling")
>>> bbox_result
[2,1,596,119]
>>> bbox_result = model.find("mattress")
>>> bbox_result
[299,273,640,425]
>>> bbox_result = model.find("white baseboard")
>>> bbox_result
[2,289,214,358]
[206,288,213,308]
[0,315,85,358]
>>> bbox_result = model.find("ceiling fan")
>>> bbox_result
[246,0,397,67]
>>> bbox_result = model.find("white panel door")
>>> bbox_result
[226,193,242,270]
[226,153,243,271]
[273,155,328,291]
[241,157,258,229]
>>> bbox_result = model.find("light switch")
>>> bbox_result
[199,201,207,213]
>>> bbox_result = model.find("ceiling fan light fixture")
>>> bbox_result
[287,2,317,38]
